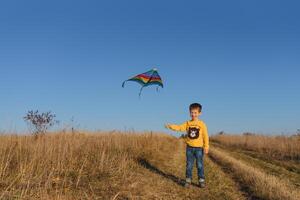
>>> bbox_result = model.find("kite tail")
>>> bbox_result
[139,86,145,98]
[122,81,126,88]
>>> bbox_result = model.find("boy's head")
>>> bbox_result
[189,103,202,120]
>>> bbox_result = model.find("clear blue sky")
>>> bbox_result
[0,0,299,134]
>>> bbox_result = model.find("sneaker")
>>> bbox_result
[184,178,192,188]
[199,178,205,188]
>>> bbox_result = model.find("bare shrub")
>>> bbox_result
[24,110,59,136]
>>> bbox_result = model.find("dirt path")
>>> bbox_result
[128,139,247,200]
[212,143,300,188]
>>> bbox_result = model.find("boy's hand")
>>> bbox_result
[165,124,171,129]
[204,149,209,154]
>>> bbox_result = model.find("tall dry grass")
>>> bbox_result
[210,148,300,200]
[0,131,173,199]
[211,134,300,161]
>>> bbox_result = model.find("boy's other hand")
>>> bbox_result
[204,149,209,154]
[165,124,170,129]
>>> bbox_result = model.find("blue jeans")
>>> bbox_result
[186,145,205,180]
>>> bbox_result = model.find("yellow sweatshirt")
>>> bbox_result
[168,120,209,149]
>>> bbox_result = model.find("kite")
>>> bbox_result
[122,68,164,97]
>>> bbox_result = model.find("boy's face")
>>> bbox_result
[190,108,201,120]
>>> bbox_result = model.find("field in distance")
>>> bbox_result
[0,131,299,200]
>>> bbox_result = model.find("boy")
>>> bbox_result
[165,103,209,188]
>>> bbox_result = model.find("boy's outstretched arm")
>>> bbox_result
[165,122,187,132]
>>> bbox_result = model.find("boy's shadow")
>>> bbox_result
[137,158,198,187]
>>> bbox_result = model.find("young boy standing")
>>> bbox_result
[165,103,209,188]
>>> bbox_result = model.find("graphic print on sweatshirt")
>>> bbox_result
[188,127,200,139]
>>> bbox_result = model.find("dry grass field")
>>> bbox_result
[211,134,300,161]
[0,132,299,200]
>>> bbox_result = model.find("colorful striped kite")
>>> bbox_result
[122,68,164,97]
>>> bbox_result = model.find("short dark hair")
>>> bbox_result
[189,103,202,112]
